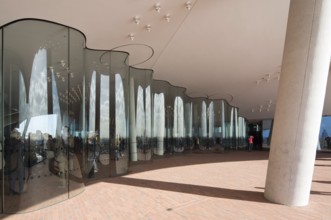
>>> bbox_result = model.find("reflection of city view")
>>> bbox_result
[320,116,331,149]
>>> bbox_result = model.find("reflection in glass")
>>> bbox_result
[115,74,126,138]
[319,116,331,149]
[153,93,165,155]
[100,74,109,140]
[89,71,96,132]
[185,102,193,138]
[145,86,152,138]
[136,86,145,137]
[262,119,273,149]
[201,101,207,137]
[51,70,62,137]
[29,49,48,117]
[174,97,184,138]
[208,101,214,139]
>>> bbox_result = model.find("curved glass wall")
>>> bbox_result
[1,20,85,213]
[0,19,246,213]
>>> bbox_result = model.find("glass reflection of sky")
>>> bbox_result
[100,74,109,139]
[174,97,184,138]
[19,71,27,123]
[201,101,207,137]
[320,116,331,138]
[51,69,62,137]
[136,86,145,136]
[185,103,192,137]
[115,74,126,137]
[208,102,214,138]
[89,71,96,132]
[145,86,151,137]
[18,48,58,137]
[18,114,57,138]
[153,93,165,138]
[29,49,48,118]
[136,86,152,137]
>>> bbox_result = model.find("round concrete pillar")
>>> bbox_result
[264,0,331,206]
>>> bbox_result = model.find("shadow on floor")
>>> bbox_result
[102,176,271,204]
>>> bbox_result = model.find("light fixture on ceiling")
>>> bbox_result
[146,24,152,32]
[134,16,140,24]
[129,33,135,40]
[155,3,161,12]
[185,1,192,10]
[164,14,171,22]
[60,60,66,67]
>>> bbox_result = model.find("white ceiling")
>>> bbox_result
[0,0,330,120]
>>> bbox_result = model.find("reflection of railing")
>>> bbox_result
[137,137,152,154]
[197,137,215,151]
[185,137,194,150]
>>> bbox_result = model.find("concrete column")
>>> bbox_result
[129,77,137,161]
[265,0,331,206]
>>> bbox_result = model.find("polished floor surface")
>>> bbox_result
[1,150,331,220]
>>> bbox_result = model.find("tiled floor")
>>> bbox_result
[1,150,331,220]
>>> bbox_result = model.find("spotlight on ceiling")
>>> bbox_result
[129,33,135,40]
[185,1,192,10]
[164,14,171,22]
[134,16,140,24]
[155,3,161,12]
[146,24,152,32]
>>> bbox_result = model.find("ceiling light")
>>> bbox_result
[146,24,152,32]
[60,60,66,67]
[129,33,135,40]
[134,16,140,24]
[155,3,161,12]
[164,14,171,22]
[185,1,192,10]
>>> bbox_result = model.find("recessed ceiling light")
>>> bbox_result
[164,14,171,22]
[146,24,152,32]
[155,3,161,12]
[185,1,192,10]
[134,16,140,24]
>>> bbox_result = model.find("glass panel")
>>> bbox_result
[0,27,3,211]
[3,20,69,213]
[319,116,331,150]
